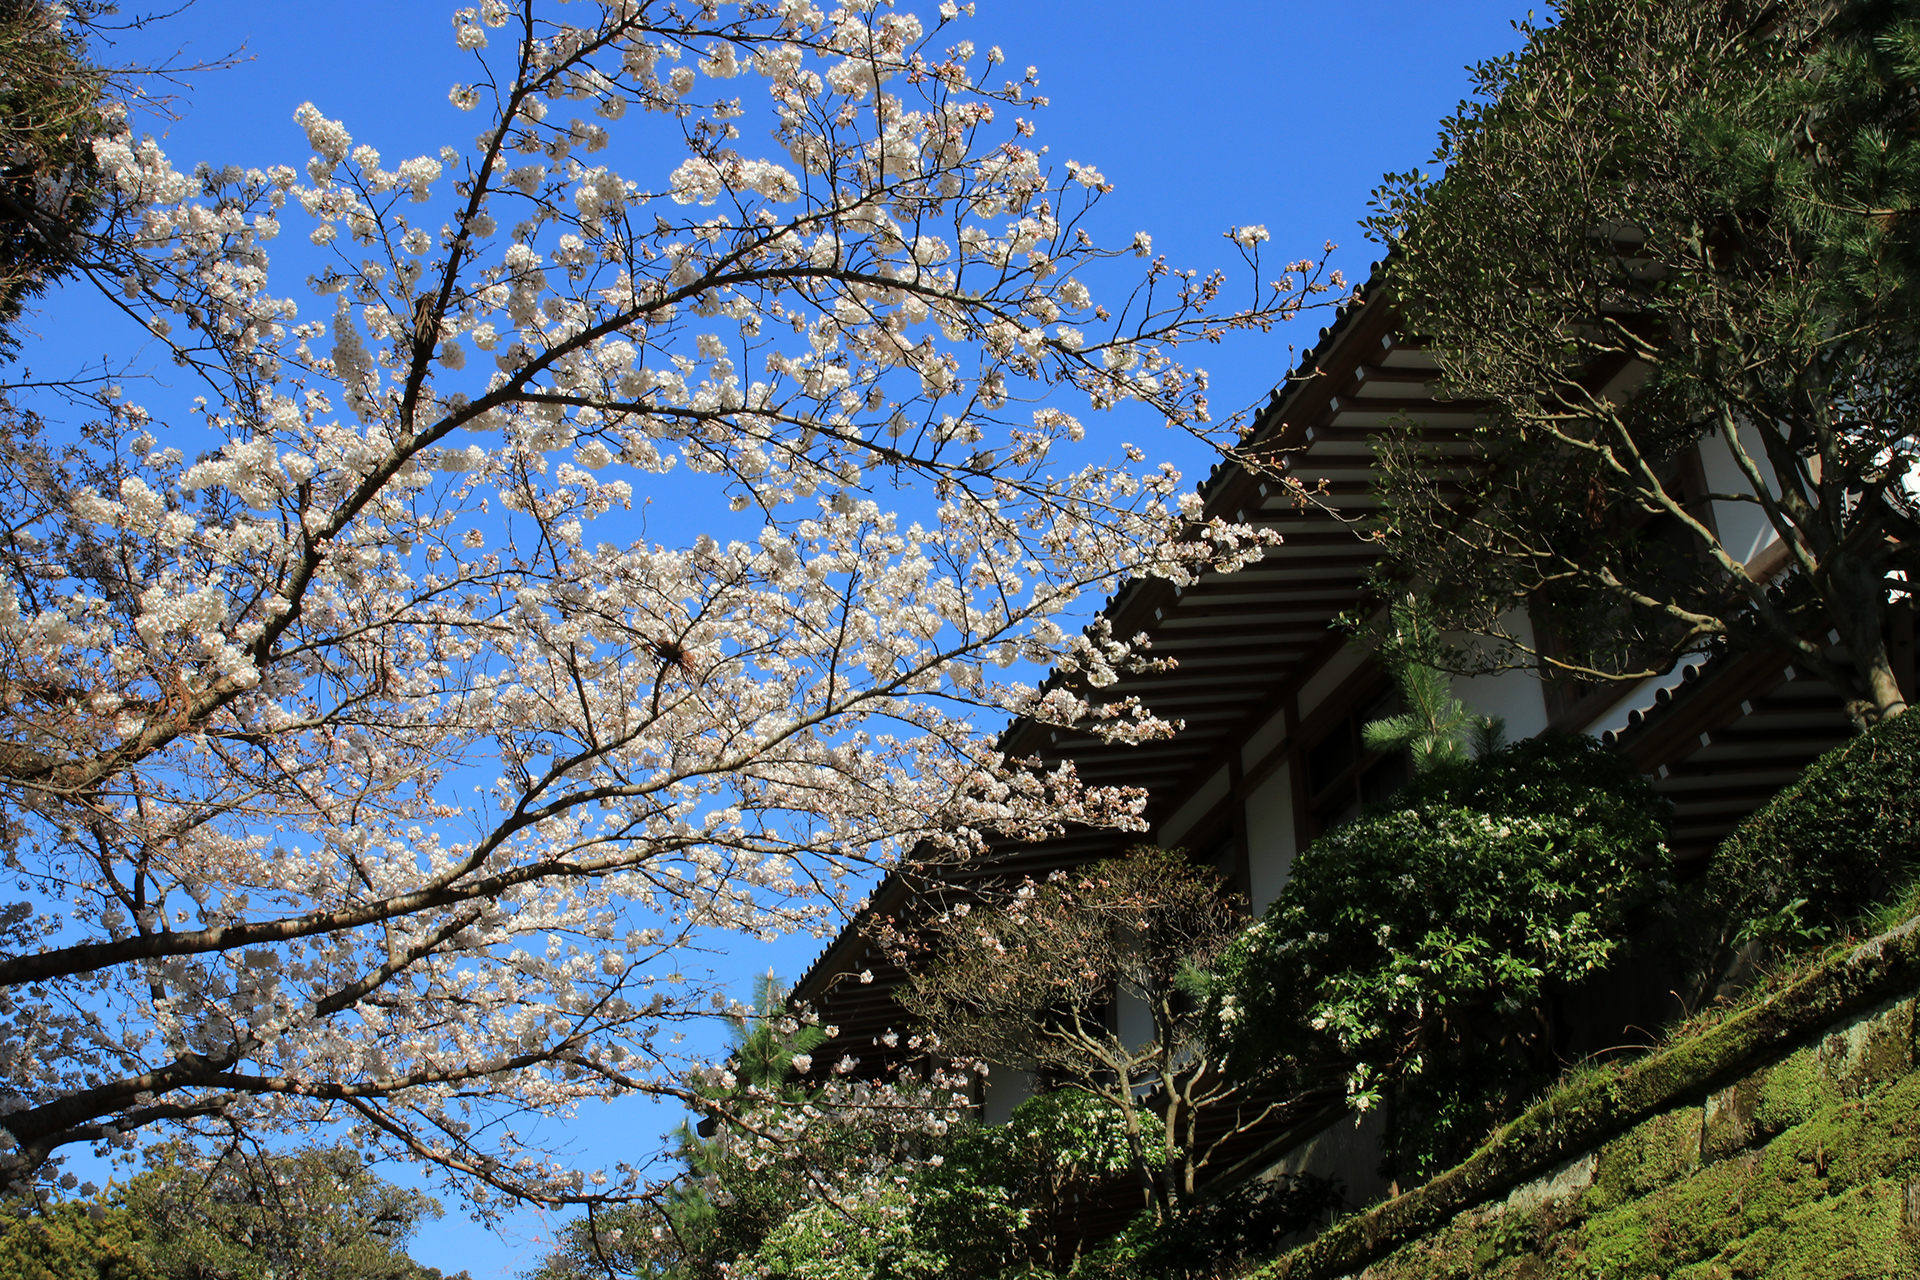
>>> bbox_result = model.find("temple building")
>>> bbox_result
[787,268,1909,1219]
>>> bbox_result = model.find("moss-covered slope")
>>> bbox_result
[1250,916,1920,1280]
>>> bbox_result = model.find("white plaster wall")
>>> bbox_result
[1242,766,1297,915]
[981,1066,1035,1126]
[1451,610,1551,741]
[1699,423,1783,567]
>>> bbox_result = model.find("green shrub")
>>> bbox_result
[751,1186,925,1280]
[1074,1172,1342,1280]
[741,1092,1143,1280]
[913,1091,1142,1278]
[1697,706,1920,953]
[1208,735,1671,1178]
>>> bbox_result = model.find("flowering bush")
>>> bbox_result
[913,1090,1146,1275]
[738,1091,1142,1280]
[534,1089,1141,1280]
[1207,735,1670,1177]
[747,1186,926,1280]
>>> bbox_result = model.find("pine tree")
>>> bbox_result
[1366,0,1920,725]
[1361,597,1504,774]
[0,1,105,349]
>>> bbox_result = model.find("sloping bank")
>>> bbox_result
[1249,913,1920,1278]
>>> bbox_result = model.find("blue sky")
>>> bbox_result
[51,1,1534,1273]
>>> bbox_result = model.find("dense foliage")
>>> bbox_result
[532,1089,1147,1280]
[734,1091,1339,1280]
[615,1088,1334,1280]
[1209,736,1671,1178]
[743,1091,1144,1280]
[1364,0,1920,724]
[1697,699,1920,956]
[0,0,105,347]
[0,1200,156,1280]
[0,1145,458,1280]
[909,1090,1144,1276]
[535,847,1348,1279]
[117,1145,459,1280]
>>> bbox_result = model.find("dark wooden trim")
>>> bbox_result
[1619,650,1794,772]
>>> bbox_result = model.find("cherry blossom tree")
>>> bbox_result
[0,0,1334,1211]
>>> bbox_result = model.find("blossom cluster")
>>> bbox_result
[0,0,1332,1207]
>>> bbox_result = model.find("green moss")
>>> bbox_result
[1701,1075,1761,1161]
[1582,1108,1702,1214]
[1818,997,1913,1096]
[1360,1210,1530,1280]
[1556,1064,1920,1280]
[1712,1180,1915,1278]
[1753,1046,1841,1133]
[1576,1152,1759,1277]
[1750,1070,1920,1209]
[1574,1065,1920,1279]
[1344,1220,1469,1279]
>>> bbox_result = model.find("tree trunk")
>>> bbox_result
[1824,552,1909,726]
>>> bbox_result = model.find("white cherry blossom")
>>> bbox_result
[0,0,1338,1211]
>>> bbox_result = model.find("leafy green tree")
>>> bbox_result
[116,1145,462,1280]
[1365,0,1920,725]
[1209,737,1671,1181]
[0,1146,455,1280]
[0,1199,157,1280]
